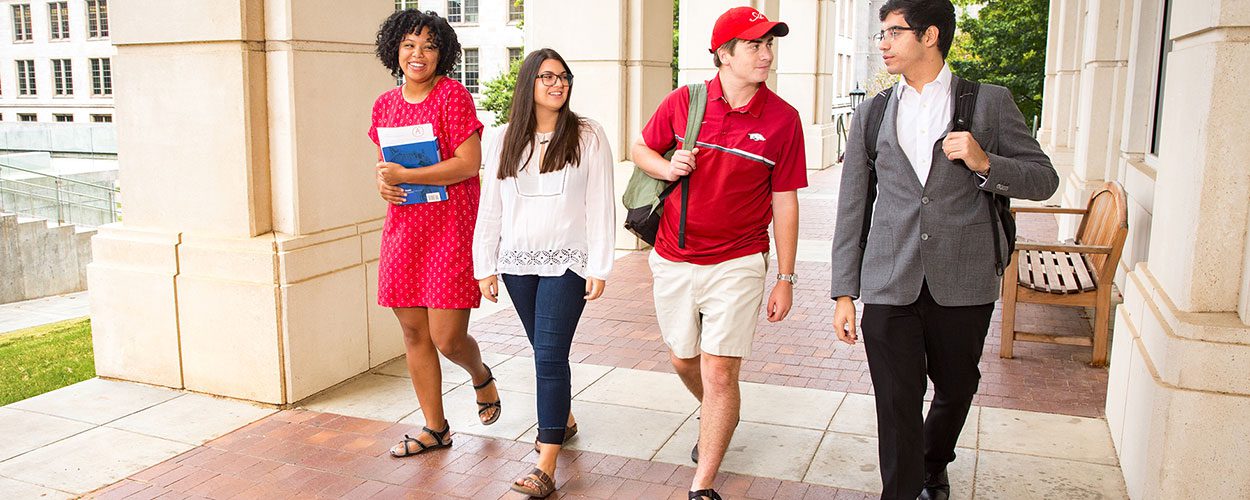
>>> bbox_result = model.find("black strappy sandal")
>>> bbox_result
[689,488,722,500]
[473,363,502,425]
[389,420,452,457]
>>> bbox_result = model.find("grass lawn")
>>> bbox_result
[0,317,94,406]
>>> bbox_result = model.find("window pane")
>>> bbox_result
[17,60,36,95]
[53,59,73,95]
[459,48,479,94]
[12,5,33,41]
[55,114,74,122]
[464,0,478,23]
[49,2,69,40]
[91,58,112,96]
[87,0,108,38]
[19,114,37,122]
[91,114,112,123]
[447,0,461,22]
[509,0,523,22]
[508,47,523,64]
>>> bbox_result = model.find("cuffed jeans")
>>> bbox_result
[502,270,587,445]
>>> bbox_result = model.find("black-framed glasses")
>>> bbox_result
[536,72,573,86]
[871,25,924,42]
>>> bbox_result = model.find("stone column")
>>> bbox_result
[526,0,673,250]
[1106,0,1250,497]
[775,0,838,171]
[1060,0,1131,236]
[90,0,397,404]
[1038,0,1082,196]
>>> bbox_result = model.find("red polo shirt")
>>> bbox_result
[641,74,808,265]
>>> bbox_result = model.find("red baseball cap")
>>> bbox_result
[709,6,789,53]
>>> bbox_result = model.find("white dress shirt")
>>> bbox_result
[473,119,617,281]
[895,64,953,187]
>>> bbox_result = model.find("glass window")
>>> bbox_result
[508,47,523,65]
[87,0,108,38]
[17,60,36,96]
[53,59,73,96]
[509,0,523,22]
[19,113,37,122]
[448,0,477,23]
[1149,0,1172,156]
[54,114,74,122]
[91,58,112,96]
[48,2,69,40]
[456,48,479,94]
[11,4,32,42]
[394,0,418,10]
[91,114,112,123]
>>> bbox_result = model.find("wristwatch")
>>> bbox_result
[777,273,798,285]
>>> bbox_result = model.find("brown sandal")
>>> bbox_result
[532,422,578,452]
[510,467,556,498]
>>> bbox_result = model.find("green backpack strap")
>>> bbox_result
[674,83,706,248]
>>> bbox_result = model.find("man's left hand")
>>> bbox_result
[766,282,793,322]
[942,132,990,174]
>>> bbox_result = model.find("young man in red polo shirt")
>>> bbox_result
[630,7,807,499]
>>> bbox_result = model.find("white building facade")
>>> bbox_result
[0,0,115,124]
[1039,0,1250,497]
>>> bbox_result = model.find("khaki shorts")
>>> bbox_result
[648,249,768,359]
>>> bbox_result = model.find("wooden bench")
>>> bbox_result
[1000,181,1128,367]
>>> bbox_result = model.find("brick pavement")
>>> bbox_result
[87,410,873,500]
[472,168,1109,418]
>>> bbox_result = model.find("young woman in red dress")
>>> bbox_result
[368,9,500,457]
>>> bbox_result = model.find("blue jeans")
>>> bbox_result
[501,270,587,444]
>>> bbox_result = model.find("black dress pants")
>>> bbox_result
[861,282,994,500]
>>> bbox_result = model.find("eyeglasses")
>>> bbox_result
[872,25,924,42]
[536,72,573,87]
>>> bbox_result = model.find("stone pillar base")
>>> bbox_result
[804,122,837,171]
[1107,265,1250,499]
[88,219,402,405]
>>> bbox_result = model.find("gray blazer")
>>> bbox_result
[830,77,1058,307]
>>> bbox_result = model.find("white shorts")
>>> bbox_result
[648,249,768,359]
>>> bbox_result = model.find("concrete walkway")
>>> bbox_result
[0,291,90,335]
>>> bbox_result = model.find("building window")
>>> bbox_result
[456,48,479,94]
[447,0,477,23]
[48,1,69,40]
[11,4,32,41]
[509,0,523,22]
[87,0,108,38]
[52,59,73,96]
[1149,0,1173,156]
[91,58,112,96]
[393,0,418,10]
[54,114,73,122]
[19,113,37,122]
[508,47,523,65]
[17,60,36,96]
[91,114,112,123]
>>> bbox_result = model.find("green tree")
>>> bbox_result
[672,0,679,89]
[948,0,1049,121]
[481,57,521,126]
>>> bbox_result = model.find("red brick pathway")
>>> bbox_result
[472,168,1109,418]
[87,410,873,500]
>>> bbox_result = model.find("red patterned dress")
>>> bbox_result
[368,77,484,309]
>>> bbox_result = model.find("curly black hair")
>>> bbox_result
[375,9,462,79]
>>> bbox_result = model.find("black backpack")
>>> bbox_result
[859,78,1015,276]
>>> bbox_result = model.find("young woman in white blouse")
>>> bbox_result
[472,48,615,498]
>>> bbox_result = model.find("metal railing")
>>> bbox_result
[0,160,120,226]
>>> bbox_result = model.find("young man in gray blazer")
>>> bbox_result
[830,1,1058,499]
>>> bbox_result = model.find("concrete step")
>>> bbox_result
[1,212,93,305]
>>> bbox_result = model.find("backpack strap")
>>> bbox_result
[677,83,707,249]
[953,77,1005,276]
[859,86,895,250]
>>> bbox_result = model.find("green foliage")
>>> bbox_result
[0,318,94,405]
[482,57,522,126]
[948,0,1049,121]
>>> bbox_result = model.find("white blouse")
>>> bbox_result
[473,118,617,281]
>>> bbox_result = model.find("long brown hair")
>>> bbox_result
[497,49,583,179]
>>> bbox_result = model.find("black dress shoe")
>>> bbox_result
[917,469,950,500]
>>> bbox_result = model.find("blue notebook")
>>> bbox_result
[377,124,448,205]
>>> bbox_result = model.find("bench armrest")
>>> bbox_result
[1010,206,1088,215]
[1015,241,1112,254]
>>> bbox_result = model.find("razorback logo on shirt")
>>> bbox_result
[748,133,765,142]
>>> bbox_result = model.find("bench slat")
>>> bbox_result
[1044,251,1064,293]
[1072,254,1097,292]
